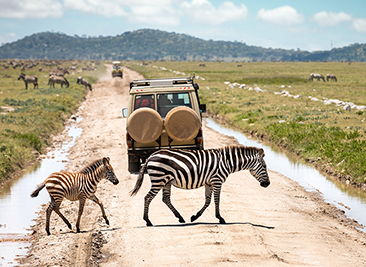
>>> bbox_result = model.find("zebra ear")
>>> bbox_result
[258,148,265,157]
[103,157,109,165]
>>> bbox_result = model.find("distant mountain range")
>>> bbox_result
[0,29,365,62]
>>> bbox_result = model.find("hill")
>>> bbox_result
[0,29,365,62]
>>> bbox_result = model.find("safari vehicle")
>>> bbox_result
[112,61,123,78]
[122,76,206,172]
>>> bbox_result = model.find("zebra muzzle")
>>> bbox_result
[260,180,270,188]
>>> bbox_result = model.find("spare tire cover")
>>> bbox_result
[165,106,201,142]
[127,108,163,143]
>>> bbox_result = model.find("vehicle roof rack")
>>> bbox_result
[130,76,194,89]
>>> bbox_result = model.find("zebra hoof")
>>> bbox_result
[219,218,226,224]
[179,218,186,223]
[105,219,110,225]
[191,215,198,222]
[145,220,153,227]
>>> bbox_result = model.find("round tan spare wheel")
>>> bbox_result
[127,108,163,143]
[165,106,200,142]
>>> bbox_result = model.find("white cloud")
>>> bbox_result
[63,0,127,17]
[63,0,180,25]
[0,0,63,19]
[313,11,352,27]
[62,0,247,26]
[257,5,304,26]
[352,18,366,33]
[7,32,17,38]
[127,1,180,25]
[181,0,248,25]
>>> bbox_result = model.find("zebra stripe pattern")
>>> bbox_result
[130,145,270,226]
[31,157,119,235]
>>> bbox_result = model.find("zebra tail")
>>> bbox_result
[30,182,46,198]
[64,77,69,87]
[130,163,147,197]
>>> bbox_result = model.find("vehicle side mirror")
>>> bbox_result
[122,108,128,118]
[199,104,206,113]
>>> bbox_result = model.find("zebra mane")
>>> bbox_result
[79,158,104,174]
[222,145,262,152]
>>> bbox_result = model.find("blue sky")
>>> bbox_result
[1,0,366,52]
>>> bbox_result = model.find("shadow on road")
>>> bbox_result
[138,221,275,229]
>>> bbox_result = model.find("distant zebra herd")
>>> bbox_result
[16,69,92,90]
[309,73,337,82]
[31,145,270,234]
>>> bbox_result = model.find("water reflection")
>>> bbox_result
[0,120,82,266]
[206,118,366,231]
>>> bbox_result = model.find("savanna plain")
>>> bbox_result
[0,61,365,266]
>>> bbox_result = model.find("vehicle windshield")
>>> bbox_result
[157,92,191,117]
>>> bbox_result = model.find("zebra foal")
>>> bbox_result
[130,145,270,226]
[31,157,119,235]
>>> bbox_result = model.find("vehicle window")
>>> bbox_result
[134,94,155,110]
[157,93,191,117]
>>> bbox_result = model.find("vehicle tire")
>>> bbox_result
[128,155,140,173]
[164,106,201,142]
[127,108,163,143]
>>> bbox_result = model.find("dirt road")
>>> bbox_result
[20,66,366,267]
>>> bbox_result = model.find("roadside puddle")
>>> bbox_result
[0,118,82,266]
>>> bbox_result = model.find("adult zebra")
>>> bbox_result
[326,74,337,82]
[130,145,270,226]
[309,73,325,82]
[17,73,38,89]
[48,75,69,88]
[77,76,92,91]
[49,69,69,77]
[31,157,119,235]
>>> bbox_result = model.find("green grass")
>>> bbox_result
[128,60,366,186]
[0,60,105,182]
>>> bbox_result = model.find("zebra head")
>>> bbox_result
[249,149,270,188]
[17,73,25,80]
[102,157,119,185]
